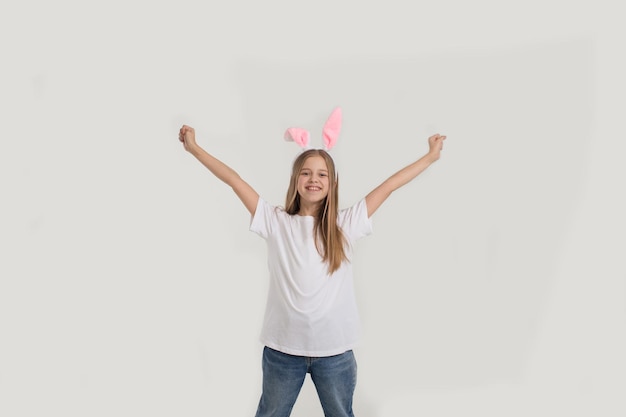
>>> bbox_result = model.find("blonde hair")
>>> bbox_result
[285,149,348,274]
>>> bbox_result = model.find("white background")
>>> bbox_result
[1,1,624,416]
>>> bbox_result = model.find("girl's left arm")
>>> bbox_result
[365,133,446,217]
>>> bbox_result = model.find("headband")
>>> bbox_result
[284,107,342,151]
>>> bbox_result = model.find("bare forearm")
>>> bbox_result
[187,143,242,187]
[365,133,446,217]
[365,150,440,217]
[178,124,259,214]
[386,151,439,191]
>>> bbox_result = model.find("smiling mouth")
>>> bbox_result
[305,186,322,191]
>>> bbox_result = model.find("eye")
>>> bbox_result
[319,173,328,177]
[300,171,310,176]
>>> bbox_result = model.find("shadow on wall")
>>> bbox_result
[235,39,593,412]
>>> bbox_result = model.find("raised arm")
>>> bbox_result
[179,125,259,215]
[365,133,446,217]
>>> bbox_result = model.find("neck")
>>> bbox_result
[298,201,321,217]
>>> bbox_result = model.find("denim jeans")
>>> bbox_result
[254,346,357,417]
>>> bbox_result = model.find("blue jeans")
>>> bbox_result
[255,346,357,417]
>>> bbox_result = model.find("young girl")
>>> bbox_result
[178,110,446,417]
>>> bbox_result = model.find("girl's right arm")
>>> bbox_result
[179,125,259,215]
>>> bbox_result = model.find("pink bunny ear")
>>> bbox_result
[284,127,310,149]
[322,107,342,150]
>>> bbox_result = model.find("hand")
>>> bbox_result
[427,133,446,161]
[179,125,197,152]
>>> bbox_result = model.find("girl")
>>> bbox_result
[178,110,446,417]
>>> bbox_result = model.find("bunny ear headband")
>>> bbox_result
[284,107,342,151]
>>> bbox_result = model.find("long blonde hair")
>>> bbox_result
[285,149,348,274]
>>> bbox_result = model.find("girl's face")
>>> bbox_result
[297,155,330,206]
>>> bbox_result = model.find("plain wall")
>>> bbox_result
[1,1,624,416]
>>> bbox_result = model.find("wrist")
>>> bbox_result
[426,150,440,162]
[186,142,201,155]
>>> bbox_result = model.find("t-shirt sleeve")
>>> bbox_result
[249,197,276,239]
[339,198,373,242]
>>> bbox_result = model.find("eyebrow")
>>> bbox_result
[300,168,329,173]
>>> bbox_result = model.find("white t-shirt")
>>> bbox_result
[250,197,373,357]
